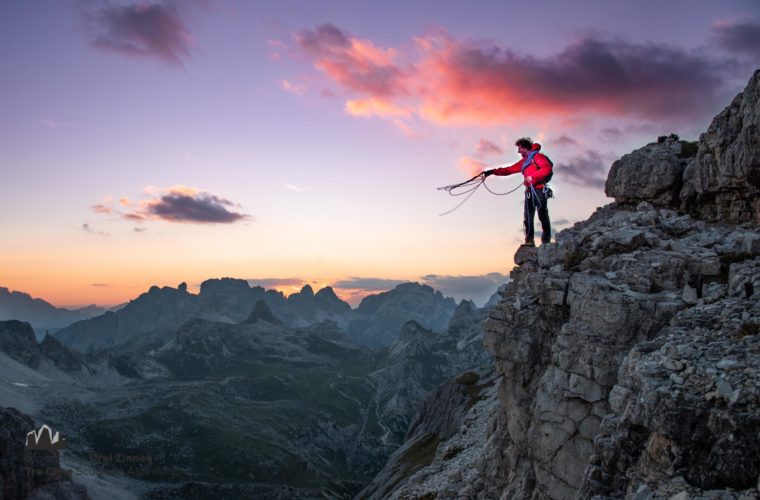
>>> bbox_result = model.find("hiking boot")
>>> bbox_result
[541,239,551,245]
[523,240,535,247]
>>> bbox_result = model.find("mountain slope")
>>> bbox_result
[0,287,104,339]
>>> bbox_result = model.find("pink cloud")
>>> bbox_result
[91,203,113,214]
[458,156,486,176]
[296,24,411,98]
[281,79,307,95]
[344,97,412,118]
[292,24,735,130]
[475,139,503,157]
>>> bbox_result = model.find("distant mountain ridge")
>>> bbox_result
[0,287,105,339]
[53,279,461,353]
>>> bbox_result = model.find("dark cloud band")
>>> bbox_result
[83,1,192,65]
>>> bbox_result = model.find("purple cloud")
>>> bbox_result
[143,190,249,224]
[475,139,503,157]
[296,24,409,98]
[713,20,760,59]
[93,186,251,224]
[81,223,110,237]
[556,150,610,189]
[84,1,193,65]
[552,135,578,147]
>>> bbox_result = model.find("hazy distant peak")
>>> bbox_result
[244,300,283,325]
[199,277,251,295]
[315,286,338,299]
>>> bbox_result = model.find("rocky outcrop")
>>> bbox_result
[605,139,692,207]
[680,69,760,224]
[357,369,500,499]
[39,333,84,373]
[362,71,760,499]
[582,292,760,497]
[472,71,760,500]
[243,299,283,325]
[0,407,89,499]
[606,69,760,225]
[0,320,41,369]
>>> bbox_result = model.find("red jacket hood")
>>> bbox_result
[530,143,542,152]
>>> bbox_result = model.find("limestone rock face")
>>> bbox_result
[356,369,501,500]
[680,69,760,224]
[479,203,759,499]
[360,72,760,500]
[0,320,41,368]
[605,139,690,207]
[605,70,760,225]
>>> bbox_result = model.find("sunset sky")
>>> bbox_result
[2,0,759,308]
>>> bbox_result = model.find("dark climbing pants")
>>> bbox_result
[524,188,551,244]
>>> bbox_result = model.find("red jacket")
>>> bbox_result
[492,143,552,189]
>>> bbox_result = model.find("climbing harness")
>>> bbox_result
[437,173,523,216]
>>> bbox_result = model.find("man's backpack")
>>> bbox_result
[532,154,554,184]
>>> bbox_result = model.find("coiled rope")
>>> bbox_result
[437,173,523,216]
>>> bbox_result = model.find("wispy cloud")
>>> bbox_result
[280,79,307,95]
[81,223,110,237]
[458,138,504,175]
[332,277,407,291]
[458,156,487,176]
[91,283,110,287]
[556,150,610,189]
[475,139,503,157]
[712,20,760,59]
[81,0,194,65]
[331,273,508,306]
[290,24,738,130]
[552,135,578,147]
[246,278,306,289]
[420,272,508,305]
[296,24,409,99]
[283,183,310,193]
[92,185,251,224]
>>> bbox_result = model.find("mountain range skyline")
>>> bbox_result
[0,274,500,313]
[2,1,759,310]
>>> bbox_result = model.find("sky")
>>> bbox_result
[1,0,759,308]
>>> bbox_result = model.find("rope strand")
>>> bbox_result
[438,173,523,216]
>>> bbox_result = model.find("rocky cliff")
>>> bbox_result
[364,70,760,499]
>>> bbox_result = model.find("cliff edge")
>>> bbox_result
[362,70,760,499]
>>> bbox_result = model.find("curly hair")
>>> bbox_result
[515,137,533,149]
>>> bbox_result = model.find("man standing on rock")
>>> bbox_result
[483,137,554,246]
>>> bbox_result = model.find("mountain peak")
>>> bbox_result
[243,300,283,325]
[315,286,338,300]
